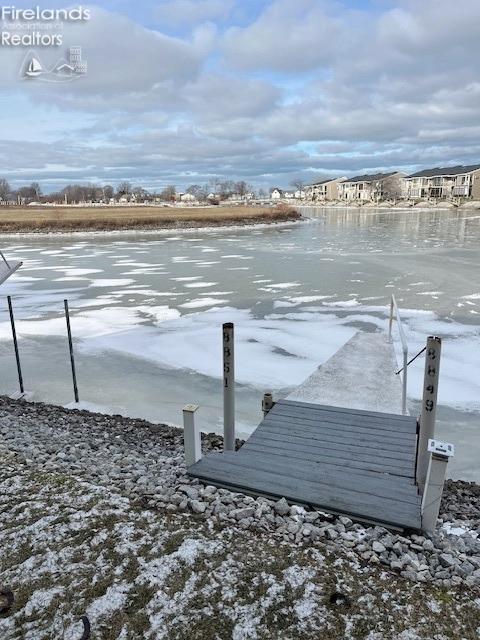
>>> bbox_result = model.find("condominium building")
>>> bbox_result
[338,172,404,201]
[402,164,480,199]
[305,177,346,201]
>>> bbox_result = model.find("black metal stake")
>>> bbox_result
[7,295,24,394]
[64,299,79,403]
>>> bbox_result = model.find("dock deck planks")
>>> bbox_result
[188,398,422,531]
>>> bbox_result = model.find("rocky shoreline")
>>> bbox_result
[297,199,480,210]
[1,396,479,592]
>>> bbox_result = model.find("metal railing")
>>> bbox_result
[388,294,408,415]
[0,251,10,269]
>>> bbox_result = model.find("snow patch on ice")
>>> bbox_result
[180,298,229,309]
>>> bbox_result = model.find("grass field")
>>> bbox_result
[0,205,300,233]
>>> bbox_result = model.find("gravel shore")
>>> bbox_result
[1,396,479,638]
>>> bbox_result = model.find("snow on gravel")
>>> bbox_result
[0,398,479,639]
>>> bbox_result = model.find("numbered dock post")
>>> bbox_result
[64,299,79,404]
[421,439,454,532]
[417,336,441,490]
[7,296,24,395]
[183,404,201,466]
[223,322,235,451]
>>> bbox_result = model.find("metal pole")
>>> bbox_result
[7,296,24,394]
[417,336,441,490]
[64,299,79,403]
[402,348,408,415]
[223,322,235,451]
[388,296,394,341]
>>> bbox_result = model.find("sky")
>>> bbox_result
[0,0,479,192]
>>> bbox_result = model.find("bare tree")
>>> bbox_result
[30,182,42,199]
[160,185,176,202]
[103,185,114,201]
[209,176,223,195]
[0,178,11,201]
[217,180,235,200]
[186,184,206,201]
[381,175,402,201]
[235,180,248,197]
[290,179,305,192]
[117,181,132,197]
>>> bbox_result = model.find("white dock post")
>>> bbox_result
[223,322,235,451]
[183,404,201,467]
[421,439,454,532]
[417,336,441,490]
[262,392,275,417]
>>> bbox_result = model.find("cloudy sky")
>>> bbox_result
[1,0,479,192]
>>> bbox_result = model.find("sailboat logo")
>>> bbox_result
[20,47,87,83]
[24,56,45,77]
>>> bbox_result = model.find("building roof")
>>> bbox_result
[309,178,333,186]
[406,164,480,179]
[342,171,398,184]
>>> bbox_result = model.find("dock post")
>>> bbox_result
[183,404,201,466]
[262,392,275,417]
[417,336,441,490]
[7,296,24,395]
[223,322,235,451]
[64,299,79,404]
[421,439,454,532]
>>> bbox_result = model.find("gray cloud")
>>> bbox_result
[154,0,235,27]
[223,0,342,72]
[1,0,480,190]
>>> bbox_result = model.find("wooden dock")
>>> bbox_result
[188,398,421,530]
[186,325,452,533]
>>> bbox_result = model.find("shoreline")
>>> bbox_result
[298,203,480,213]
[0,205,301,235]
[0,217,307,239]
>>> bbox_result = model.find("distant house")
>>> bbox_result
[402,164,480,199]
[338,172,404,201]
[294,189,306,199]
[305,177,346,201]
[270,188,283,200]
[180,193,197,202]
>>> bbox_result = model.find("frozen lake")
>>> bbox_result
[0,207,478,480]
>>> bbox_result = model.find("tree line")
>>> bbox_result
[0,177,266,205]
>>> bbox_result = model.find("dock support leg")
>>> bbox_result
[183,404,201,467]
[7,296,24,396]
[421,439,454,532]
[64,299,79,404]
[223,323,235,451]
[262,392,275,417]
[417,336,441,491]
